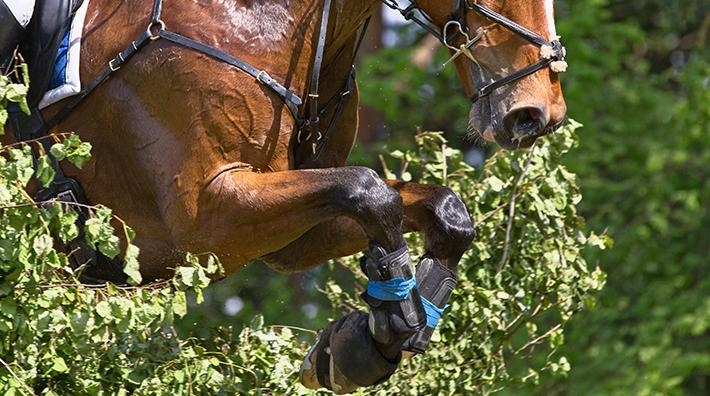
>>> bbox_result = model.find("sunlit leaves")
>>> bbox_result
[0,66,603,394]
[332,121,608,394]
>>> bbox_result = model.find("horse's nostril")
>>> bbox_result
[503,106,548,140]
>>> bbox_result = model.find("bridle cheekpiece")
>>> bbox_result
[382,0,568,103]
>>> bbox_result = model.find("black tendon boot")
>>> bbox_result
[300,243,426,394]
[0,1,25,73]
[402,255,458,353]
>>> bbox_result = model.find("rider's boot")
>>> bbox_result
[0,0,33,73]
[300,243,426,394]
[402,255,458,353]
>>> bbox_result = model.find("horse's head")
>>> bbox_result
[414,0,567,149]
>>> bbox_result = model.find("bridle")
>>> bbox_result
[382,0,567,103]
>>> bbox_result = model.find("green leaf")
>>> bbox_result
[57,210,79,242]
[487,175,505,192]
[51,356,69,373]
[98,234,121,259]
[5,83,28,103]
[173,291,187,318]
[177,266,195,287]
[123,244,142,285]
[95,300,112,319]
[32,234,53,257]
[50,143,67,161]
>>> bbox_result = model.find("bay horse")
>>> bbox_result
[11,0,567,392]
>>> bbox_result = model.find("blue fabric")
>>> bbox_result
[367,277,416,301]
[49,28,71,90]
[421,297,447,328]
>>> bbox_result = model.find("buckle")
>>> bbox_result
[256,70,272,84]
[108,56,122,72]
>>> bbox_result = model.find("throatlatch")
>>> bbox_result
[300,243,427,394]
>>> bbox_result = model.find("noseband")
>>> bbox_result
[382,0,567,103]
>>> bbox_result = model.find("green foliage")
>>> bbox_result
[0,78,600,393]
[325,122,606,394]
[537,1,710,394]
[0,63,30,134]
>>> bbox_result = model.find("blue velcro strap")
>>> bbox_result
[421,297,447,328]
[367,277,416,301]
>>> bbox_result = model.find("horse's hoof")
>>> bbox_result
[299,314,359,394]
[299,310,400,394]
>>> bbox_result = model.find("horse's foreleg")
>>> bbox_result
[178,166,406,270]
[263,181,475,272]
[296,181,474,393]
[180,166,424,392]
[387,181,475,354]
[387,180,476,270]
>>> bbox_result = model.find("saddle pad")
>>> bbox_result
[38,0,90,109]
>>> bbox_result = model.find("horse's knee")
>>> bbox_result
[338,167,404,249]
[425,187,475,263]
[342,167,402,214]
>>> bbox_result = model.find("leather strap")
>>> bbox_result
[303,0,333,146]
[31,0,304,140]
[471,57,555,102]
[158,30,303,120]
[305,16,370,161]
[467,2,549,47]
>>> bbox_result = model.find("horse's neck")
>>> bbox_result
[322,0,379,64]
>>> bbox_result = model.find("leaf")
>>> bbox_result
[487,176,505,192]
[84,218,103,246]
[98,234,121,259]
[32,234,53,257]
[0,108,7,135]
[51,356,69,373]
[177,266,195,287]
[57,210,79,242]
[95,301,112,319]
[123,244,142,285]
[50,143,67,161]
[5,83,28,103]
[173,291,187,318]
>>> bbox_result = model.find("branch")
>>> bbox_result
[0,357,36,396]
[515,324,562,355]
[497,145,537,272]
[0,133,71,152]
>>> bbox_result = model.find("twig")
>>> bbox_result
[0,133,71,152]
[269,325,318,335]
[0,357,35,395]
[497,145,537,272]
[515,324,562,354]
[441,142,448,182]
[473,191,522,227]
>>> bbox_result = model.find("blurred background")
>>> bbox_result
[177,1,709,394]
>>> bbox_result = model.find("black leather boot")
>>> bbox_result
[0,0,25,72]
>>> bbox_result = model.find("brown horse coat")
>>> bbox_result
[18,0,565,281]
